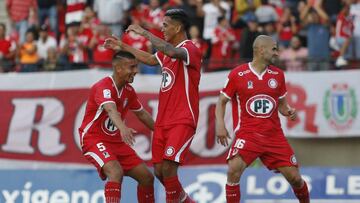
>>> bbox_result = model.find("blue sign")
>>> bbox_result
[0,167,360,203]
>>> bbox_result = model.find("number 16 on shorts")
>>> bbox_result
[234,139,246,149]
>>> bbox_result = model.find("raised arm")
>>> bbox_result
[104,36,159,66]
[215,93,231,146]
[133,108,155,131]
[103,102,136,145]
[126,24,188,62]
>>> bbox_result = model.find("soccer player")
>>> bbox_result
[104,9,201,203]
[79,51,155,203]
[215,35,310,203]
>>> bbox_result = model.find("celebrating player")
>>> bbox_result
[104,9,201,203]
[79,51,155,203]
[215,35,310,203]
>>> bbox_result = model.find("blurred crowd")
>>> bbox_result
[0,0,359,73]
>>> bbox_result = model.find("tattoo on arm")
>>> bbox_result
[142,30,181,58]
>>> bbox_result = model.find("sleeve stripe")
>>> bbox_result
[154,52,163,67]
[181,47,190,66]
[279,92,287,99]
[99,100,116,107]
[220,91,231,100]
[131,105,143,112]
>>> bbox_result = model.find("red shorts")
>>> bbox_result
[227,132,298,170]
[82,138,143,180]
[152,124,195,164]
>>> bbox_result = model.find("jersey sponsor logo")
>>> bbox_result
[101,117,118,136]
[323,83,357,131]
[165,146,175,156]
[103,89,111,99]
[268,78,278,89]
[161,67,175,92]
[246,94,276,118]
[267,69,279,74]
[237,69,250,77]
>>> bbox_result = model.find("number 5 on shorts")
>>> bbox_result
[234,139,245,149]
[96,142,106,151]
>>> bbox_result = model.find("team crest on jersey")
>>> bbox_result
[103,89,111,99]
[268,78,278,89]
[165,146,175,156]
[290,155,297,164]
[161,67,175,92]
[247,81,253,89]
[246,94,276,118]
[101,117,118,136]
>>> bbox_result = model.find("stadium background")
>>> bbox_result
[0,0,360,202]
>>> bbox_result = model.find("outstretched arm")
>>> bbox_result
[104,36,159,66]
[126,25,188,61]
[278,96,297,120]
[215,93,231,146]
[133,108,155,131]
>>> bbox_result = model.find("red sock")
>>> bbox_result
[137,185,155,203]
[293,181,310,203]
[226,183,240,203]
[105,181,121,203]
[163,176,183,203]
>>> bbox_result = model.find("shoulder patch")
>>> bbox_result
[103,89,111,99]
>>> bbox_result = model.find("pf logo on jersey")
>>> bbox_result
[246,94,276,118]
[101,117,118,136]
[161,67,175,92]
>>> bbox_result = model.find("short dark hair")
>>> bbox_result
[165,9,190,30]
[112,51,136,62]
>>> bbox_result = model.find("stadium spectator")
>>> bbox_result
[142,0,165,39]
[300,0,330,71]
[93,0,131,37]
[104,8,200,202]
[37,0,58,34]
[239,13,261,61]
[175,0,205,36]
[37,24,57,61]
[350,0,360,59]
[59,24,88,69]
[79,51,155,203]
[255,0,279,25]
[121,19,156,74]
[189,25,208,59]
[6,0,38,43]
[19,30,39,72]
[277,7,298,48]
[89,24,113,69]
[65,0,86,25]
[280,35,308,71]
[0,23,16,72]
[42,47,63,71]
[335,2,354,67]
[199,0,231,58]
[209,16,236,71]
[215,35,310,203]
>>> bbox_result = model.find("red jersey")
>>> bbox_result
[155,40,202,128]
[336,12,354,39]
[221,63,287,137]
[0,38,12,56]
[79,76,143,145]
[92,36,114,67]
